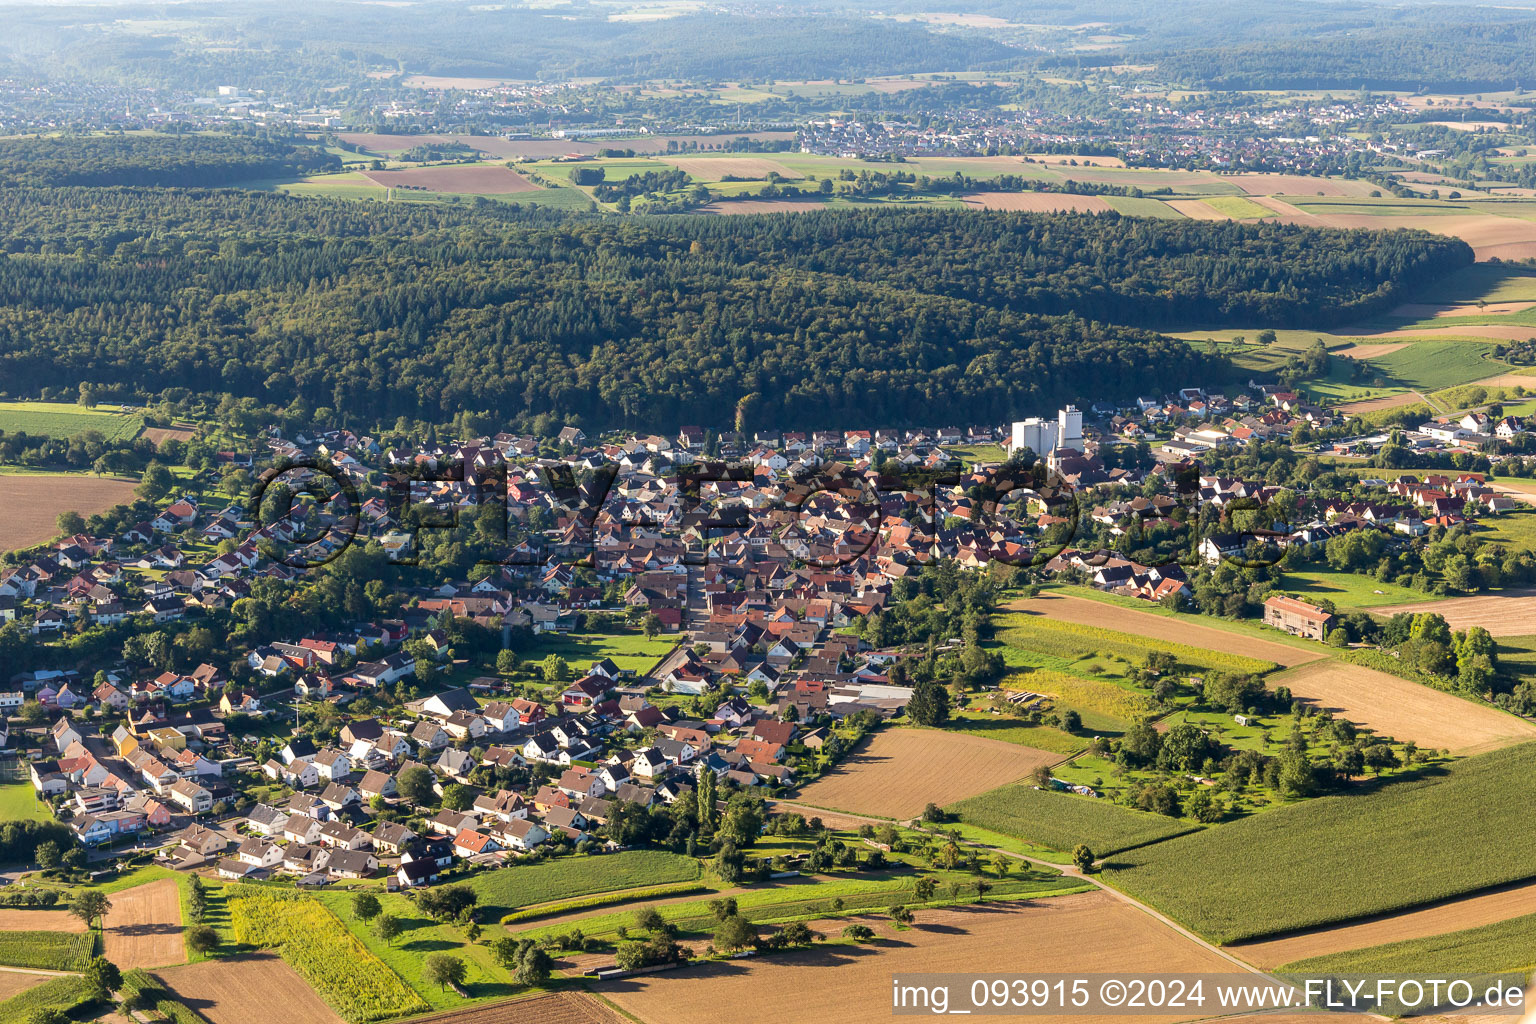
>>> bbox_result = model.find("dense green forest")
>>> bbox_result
[0,135,340,188]
[0,188,1469,431]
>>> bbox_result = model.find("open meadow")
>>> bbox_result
[599,893,1247,1024]
[0,401,144,440]
[1107,742,1536,943]
[1266,660,1536,755]
[793,727,1058,819]
[0,473,138,552]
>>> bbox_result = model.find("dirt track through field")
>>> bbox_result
[793,728,1057,819]
[402,991,626,1024]
[1005,593,1325,667]
[599,894,1245,1024]
[158,954,342,1024]
[1372,589,1536,636]
[1268,660,1536,755]
[103,879,185,969]
[1227,879,1536,968]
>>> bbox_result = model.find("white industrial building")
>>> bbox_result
[1010,406,1084,455]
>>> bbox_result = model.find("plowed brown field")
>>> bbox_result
[404,991,626,1024]
[600,893,1245,1024]
[0,972,51,1001]
[1268,660,1536,754]
[0,909,86,932]
[0,474,137,552]
[1228,879,1536,968]
[1005,593,1324,667]
[103,879,185,969]
[793,727,1057,819]
[157,954,341,1024]
[1373,590,1536,636]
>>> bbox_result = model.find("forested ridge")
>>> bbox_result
[0,188,1471,431]
[0,135,340,188]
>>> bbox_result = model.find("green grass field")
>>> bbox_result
[936,712,1085,754]
[1281,910,1536,976]
[1106,742,1536,943]
[1470,508,1536,551]
[1286,196,1467,216]
[1102,196,1185,219]
[951,784,1200,855]
[1278,568,1438,609]
[1203,196,1276,219]
[0,401,144,441]
[0,778,50,822]
[518,630,677,676]
[467,849,702,919]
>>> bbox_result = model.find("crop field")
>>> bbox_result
[659,156,798,179]
[0,401,144,440]
[0,931,94,971]
[958,192,1111,212]
[158,954,344,1024]
[951,783,1199,854]
[1102,195,1186,218]
[0,975,91,1024]
[361,164,539,194]
[0,473,138,552]
[226,889,428,1022]
[0,909,86,933]
[1106,742,1536,943]
[994,608,1279,676]
[793,727,1058,819]
[1267,660,1536,754]
[698,199,827,215]
[1001,667,1151,724]
[466,849,701,919]
[1202,196,1279,219]
[1230,878,1536,968]
[1362,341,1508,391]
[600,893,1242,1024]
[1279,911,1536,977]
[1004,593,1323,667]
[1229,174,1377,197]
[0,976,45,1004]
[103,879,185,969]
[1373,589,1536,636]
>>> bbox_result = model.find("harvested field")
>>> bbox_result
[1165,199,1228,220]
[103,879,185,970]
[141,425,195,447]
[158,955,341,1024]
[600,894,1244,1024]
[1228,878,1536,969]
[0,474,137,552]
[1247,195,1318,224]
[961,192,1111,213]
[336,132,796,161]
[697,199,825,215]
[1355,324,1536,341]
[360,165,538,194]
[1336,390,1425,414]
[1269,660,1536,754]
[1374,590,1536,637]
[1005,593,1324,667]
[1293,212,1536,261]
[1331,342,1409,358]
[0,974,49,1002]
[793,728,1057,819]
[660,157,797,179]
[1229,174,1375,197]
[1023,153,1125,167]
[0,910,85,933]
[399,991,625,1024]
[1391,300,1536,318]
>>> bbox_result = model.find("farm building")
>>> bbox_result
[1263,596,1333,641]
